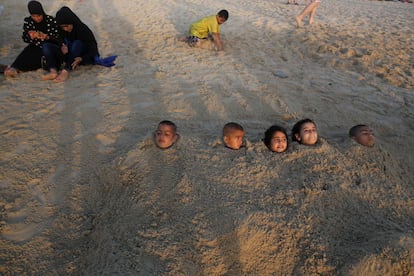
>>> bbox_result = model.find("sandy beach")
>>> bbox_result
[1,0,414,274]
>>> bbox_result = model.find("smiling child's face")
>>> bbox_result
[270,131,288,153]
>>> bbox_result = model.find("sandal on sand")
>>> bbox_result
[4,66,18,78]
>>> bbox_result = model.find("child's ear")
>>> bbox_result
[223,136,229,144]
[294,133,301,141]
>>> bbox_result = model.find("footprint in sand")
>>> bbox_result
[1,166,74,243]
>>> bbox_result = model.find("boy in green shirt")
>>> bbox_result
[184,10,229,51]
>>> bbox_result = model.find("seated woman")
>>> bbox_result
[4,1,60,77]
[42,6,115,82]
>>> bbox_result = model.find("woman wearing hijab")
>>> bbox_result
[4,1,61,77]
[42,6,111,82]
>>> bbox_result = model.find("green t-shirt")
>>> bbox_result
[189,15,220,38]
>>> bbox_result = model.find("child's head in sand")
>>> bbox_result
[292,118,318,146]
[263,125,288,153]
[349,124,375,147]
[223,122,245,150]
[154,120,178,149]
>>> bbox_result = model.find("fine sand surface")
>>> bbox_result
[1,0,414,274]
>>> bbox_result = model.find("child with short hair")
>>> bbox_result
[263,125,288,153]
[291,118,318,146]
[223,122,245,150]
[349,124,375,147]
[154,120,179,149]
[185,9,229,51]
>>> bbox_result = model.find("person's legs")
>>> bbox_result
[296,1,319,28]
[185,36,199,47]
[308,2,320,25]
[41,43,62,80]
[54,40,85,83]
[11,44,43,71]
[64,40,85,71]
[42,43,62,70]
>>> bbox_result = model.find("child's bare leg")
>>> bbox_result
[309,3,320,25]
[54,69,69,83]
[41,69,58,80]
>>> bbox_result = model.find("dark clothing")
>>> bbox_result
[11,45,43,71]
[55,7,99,64]
[28,1,45,16]
[42,6,116,71]
[11,13,61,71]
[41,43,63,70]
[43,39,91,71]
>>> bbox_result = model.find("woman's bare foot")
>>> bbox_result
[41,69,58,81]
[4,66,18,78]
[54,69,69,83]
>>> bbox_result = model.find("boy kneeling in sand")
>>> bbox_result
[182,10,229,51]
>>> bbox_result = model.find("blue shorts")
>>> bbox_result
[186,36,200,47]
[186,35,211,47]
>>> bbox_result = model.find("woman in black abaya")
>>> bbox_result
[4,1,61,77]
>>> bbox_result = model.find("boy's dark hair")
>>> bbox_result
[291,118,315,142]
[158,120,177,132]
[217,10,229,20]
[223,122,243,136]
[263,125,288,149]
[349,124,367,137]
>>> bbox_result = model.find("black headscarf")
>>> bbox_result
[55,6,82,26]
[28,1,45,15]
